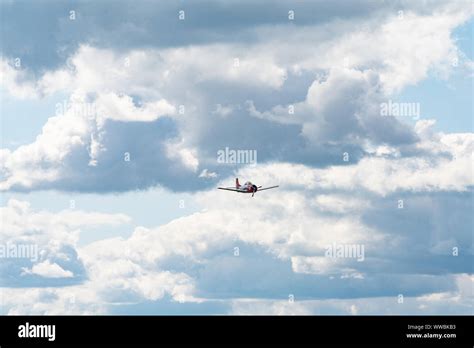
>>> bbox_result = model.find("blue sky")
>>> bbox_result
[391,18,473,133]
[0,0,472,315]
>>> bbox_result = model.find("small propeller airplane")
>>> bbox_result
[218,178,279,197]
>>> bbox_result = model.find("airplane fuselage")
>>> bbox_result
[217,178,278,197]
[237,181,258,193]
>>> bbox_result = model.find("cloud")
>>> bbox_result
[1,172,471,313]
[302,68,416,146]
[0,198,131,287]
[1,0,470,72]
[22,260,74,278]
[1,127,472,312]
[0,0,472,315]
[95,93,176,123]
[0,0,413,73]
[199,169,218,179]
[235,124,473,196]
[72,140,471,301]
[0,90,201,191]
[229,274,473,314]
[1,3,472,193]
[0,197,197,311]
[0,60,39,99]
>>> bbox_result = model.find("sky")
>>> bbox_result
[0,0,472,315]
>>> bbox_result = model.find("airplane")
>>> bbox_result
[218,178,279,197]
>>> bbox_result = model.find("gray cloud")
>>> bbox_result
[0,0,406,73]
[2,0,470,193]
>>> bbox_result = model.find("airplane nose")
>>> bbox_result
[252,184,258,192]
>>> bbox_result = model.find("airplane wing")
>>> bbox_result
[218,187,241,192]
[258,185,279,191]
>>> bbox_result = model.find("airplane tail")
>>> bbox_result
[236,178,240,188]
